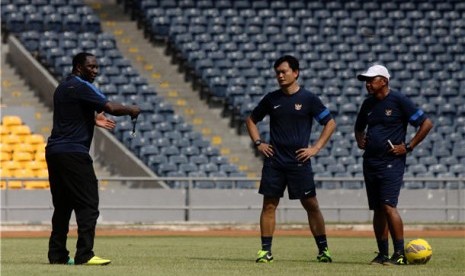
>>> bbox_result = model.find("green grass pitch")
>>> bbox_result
[1,236,464,276]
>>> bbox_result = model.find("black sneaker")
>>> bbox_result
[384,252,407,265]
[370,253,389,265]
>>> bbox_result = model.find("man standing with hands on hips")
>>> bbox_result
[354,65,433,265]
[46,52,140,265]
[246,55,336,264]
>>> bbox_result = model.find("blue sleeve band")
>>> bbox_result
[316,108,330,122]
[409,109,424,122]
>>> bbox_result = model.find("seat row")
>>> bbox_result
[1,116,49,189]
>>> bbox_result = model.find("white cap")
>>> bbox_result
[357,65,390,81]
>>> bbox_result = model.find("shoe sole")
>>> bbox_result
[85,261,111,266]
[256,259,273,263]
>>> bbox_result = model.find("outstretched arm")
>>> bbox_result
[103,101,140,118]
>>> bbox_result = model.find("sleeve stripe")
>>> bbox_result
[84,82,106,99]
[316,108,330,121]
[409,109,424,122]
[74,76,106,99]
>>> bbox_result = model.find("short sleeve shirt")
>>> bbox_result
[46,75,108,155]
[250,87,332,167]
[354,90,427,159]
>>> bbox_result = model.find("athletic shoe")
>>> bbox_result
[50,257,74,265]
[317,248,332,263]
[66,257,75,265]
[84,256,111,265]
[256,250,273,263]
[384,252,406,265]
[370,253,389,265]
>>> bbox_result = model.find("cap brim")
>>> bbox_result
[357,74,373,81]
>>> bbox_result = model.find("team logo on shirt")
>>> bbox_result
[385,109,392,116]
[295,104,302,110]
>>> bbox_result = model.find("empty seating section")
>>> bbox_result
[129,0,464,188]
[3,0,464,189]
[2,0,248,189]
[0,115,49,189]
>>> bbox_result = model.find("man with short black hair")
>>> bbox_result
[46,52,140,265]
[246,55,336,263]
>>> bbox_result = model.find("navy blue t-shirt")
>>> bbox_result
[354,90,427,159]
[250,87,332,167]
[46,75,108,155]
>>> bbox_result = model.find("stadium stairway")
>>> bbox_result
[1,42,113,182]
[88,1,263,177]
[1,44,52,138]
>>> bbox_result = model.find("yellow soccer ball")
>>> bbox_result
[405,238,433,264]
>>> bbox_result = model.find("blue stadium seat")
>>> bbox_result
[169,154,189,165]
[177,163,198,175]
[160,145,180,157]
[179,145,200,157]
[147,154,168,172]
[157,162,178,175]
[139,145,160,163]
[409,164,428,176]
[208,171,230,188]
[199,162,219,174]
[404,172,424,189]
[189,154,209,166]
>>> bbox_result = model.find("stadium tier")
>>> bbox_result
[0,115,49,189]
[2,0,464,188]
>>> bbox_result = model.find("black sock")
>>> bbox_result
[393,239,404,255]
[315,235,328,253]
[377,238,389,256]
[261,236,273,252]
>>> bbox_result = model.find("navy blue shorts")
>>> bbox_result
[259,164,316,200]
[363,158,405,210]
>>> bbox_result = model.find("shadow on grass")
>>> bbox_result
[189,257,369,266]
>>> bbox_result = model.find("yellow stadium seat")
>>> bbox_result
[12,168,35,177]
[0,168,13,189]
[0,125,10,135]
[35,168,49,178]
[9,168,35,189]
[25,160,47,171]
[35,151,46,162]
[1,160,22,171]
[0,142,14,153]
[0,134,20,145]
[7,180,23,189]
[24,181,50,189]
[12,151,34,162]
[12,143,35,153]
[2,115,22,126]
[25,134,45,145]
[0,151,12,161]
[9,125,31,136]
[8,126,30,143]
[32,142,47,153]
[25,168,50,189]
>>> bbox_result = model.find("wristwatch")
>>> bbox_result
[405,143,413,153]
[254,139,262,147]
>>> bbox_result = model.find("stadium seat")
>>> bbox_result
[403,172,424,189]
[211,171,233,188]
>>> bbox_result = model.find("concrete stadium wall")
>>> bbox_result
[1,188,463,224]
